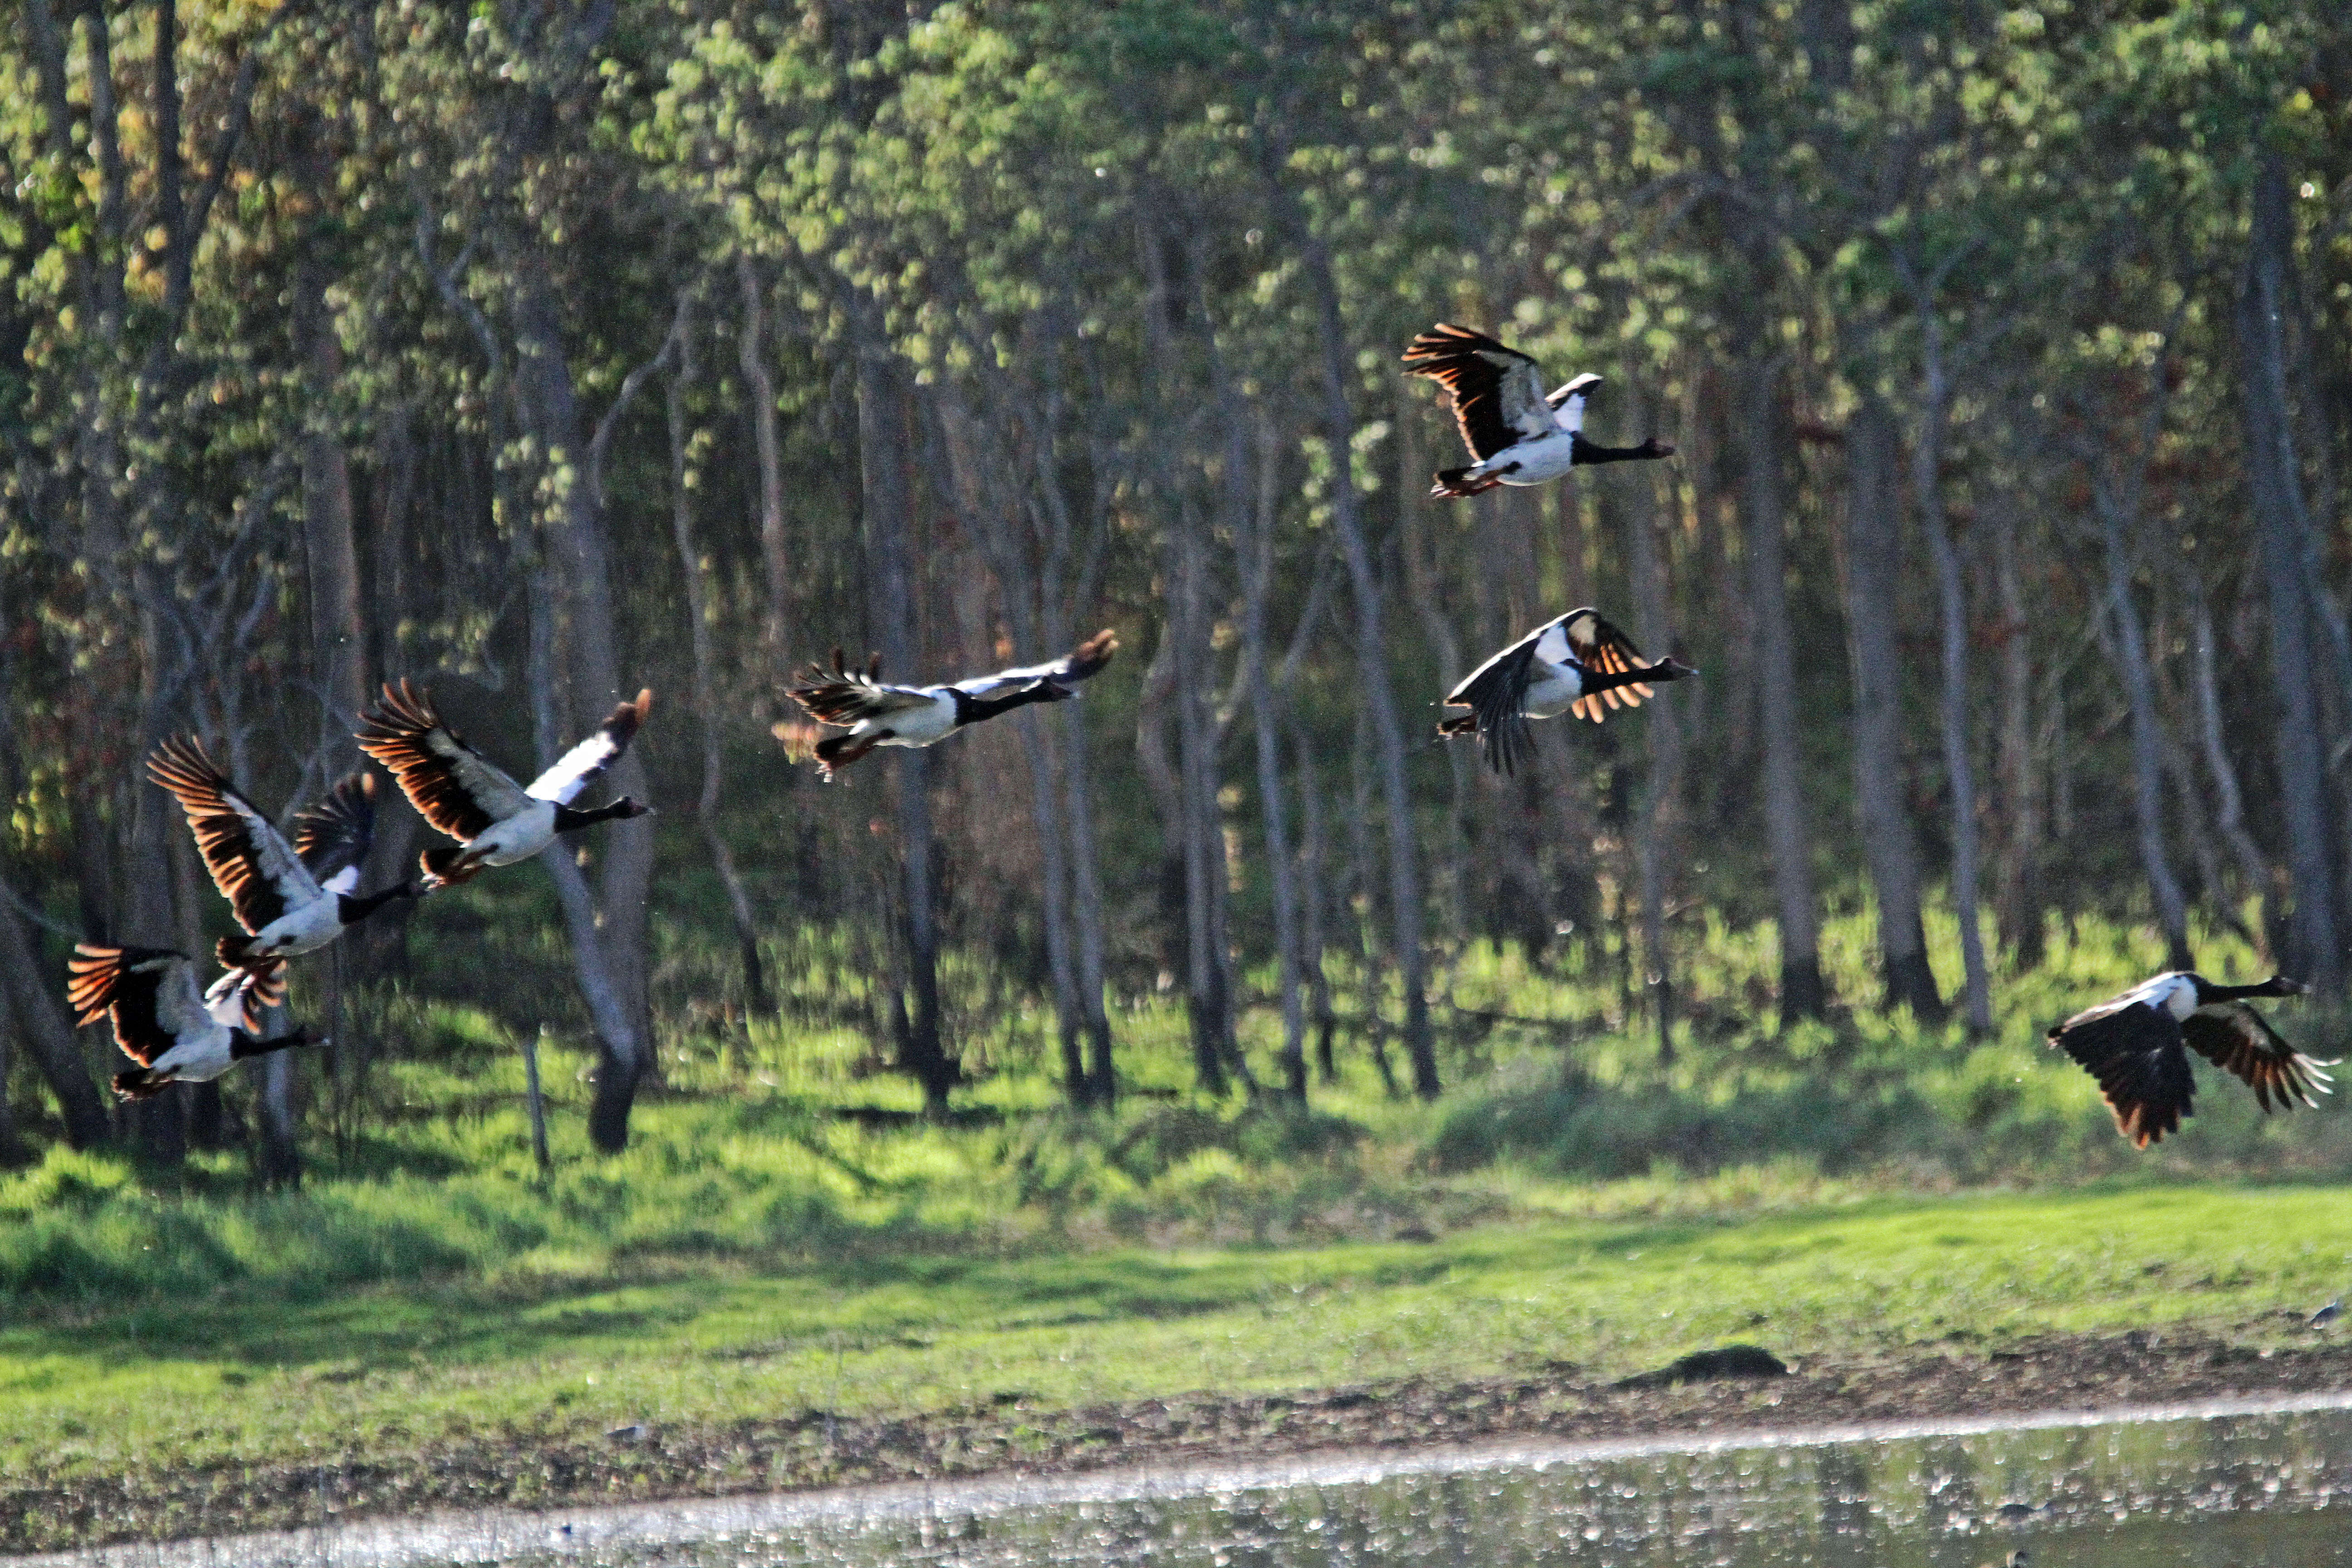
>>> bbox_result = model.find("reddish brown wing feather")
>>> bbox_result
[66,944,179,1066]
[2180,1006,2332,1113]
[355,681,499,842]
[1566,615,1659,722]
[147,737,288,933]
[1402,324,1536,463]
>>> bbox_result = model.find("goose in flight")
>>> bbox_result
[1402,324,1673,499]
[1441,609,1695,774]
[147,740,417,997]
[357,681,652,888]
[788,629,1117,781]
[66,945,319,1100]
[2047,972,2333,1147]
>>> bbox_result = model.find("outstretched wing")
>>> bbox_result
[1402,324,1555,461]
[356,681,532,842]
[2181,1004,2337,1113]
[147,738,321,932]
[2048,1000,2195,1147]
[954,628,1120,700]
[1559,608,1659,721]
[1443,620,1555,777]
[1547,372,1603,432]
[528,689,652,804]
[293,773,377,896]
[203,964,279,1033]
[790,650,938,726]
[66,945,203,1066]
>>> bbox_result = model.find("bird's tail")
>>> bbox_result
[813,733,880,782]
[419,845,483,887]
[1430,468,1503,500]
[112,1067,169,1101]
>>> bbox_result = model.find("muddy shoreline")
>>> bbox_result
[9,1329,2351,1555]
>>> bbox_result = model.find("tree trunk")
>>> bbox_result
[2237,154,2342,990]
[1239,404,1308,1102]
[509,257,657,1144]
[2189,586,2277,956]
[1842,397,1943,1017]
[1990,498,2044,970]
[664,299,771,1016]
[1294,720,1340,1085]
[855,338,956,1110]
[737,255,794,668]
[0,885,110,1147]
[1618,436,1682,1061]
[1281,203,1437,1097]
[1733,356,1824,1021]
[2095,483,2193,971]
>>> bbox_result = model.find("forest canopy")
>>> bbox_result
[0,0,2347,1169]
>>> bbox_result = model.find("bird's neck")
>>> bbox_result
[229,1029,297,1061]
[554,800,634,833]
[2195,978,2292,1004]
[1570,431,1657,466]
[337,882,413,924]
[951,684,1057,725]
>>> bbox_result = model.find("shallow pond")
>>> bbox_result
[41,1393,2352,1568]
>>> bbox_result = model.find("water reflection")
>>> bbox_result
[547,1406,2352,1568]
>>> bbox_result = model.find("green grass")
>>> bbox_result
[3,897,2350,1501]
[4,1183,2350,1490]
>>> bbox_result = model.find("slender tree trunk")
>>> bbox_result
[2095,484,2193,971]
[2190,587,2276,956]
[509,257,657,1144]
[1281,206,1437,1097]
[1294,720,1339,1085]
[664,300,771,1016]
[1621,454,1683,1061]
[2237,154,2342,990]
[737,255,794,667]
[1238,406,1307,1102]
[1733,355,1824,1021]
[1842,397,1943,1016]
[0,984,31,1167]
[1991,499,2044,970]
[855,338,956,1110]
[0,886,110,1147]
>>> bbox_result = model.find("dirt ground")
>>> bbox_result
[10,1329,2352,1553]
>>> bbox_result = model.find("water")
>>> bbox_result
[36,1395,2352,1568]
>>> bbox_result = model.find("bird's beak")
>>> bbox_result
[2279,976,2314,995]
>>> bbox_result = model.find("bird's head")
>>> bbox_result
[1636,437,1677,459]
[2263,975,2314,997]
[609,796,656,820]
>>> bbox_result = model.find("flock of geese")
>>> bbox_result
[62,324,2336,1150]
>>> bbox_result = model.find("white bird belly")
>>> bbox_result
[149,1028,237,1084]
[1520,666,1584,719]
[1480,432,1578,485]
[863,696,959,748]
[479,801,560,866]
[254,897,347,957]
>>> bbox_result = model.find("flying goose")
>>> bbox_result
[1440,608,1696,774]
[148,739,417,996]
[2048,972,2334,1147]
[1402,324,1673,498]
[356,681,653,888]
[66,945,320,1100]
[788,629,1117,781]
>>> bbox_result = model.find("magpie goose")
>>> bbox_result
[66,945,319,1100]
[148,739,416,996]
[1440,608,1696,774]
[1402,324,1673,499]
[788,629,1117,781]
[356,681,653,888]
[2048,972,2333,1147]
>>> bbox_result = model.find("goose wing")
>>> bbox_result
[953,628,1120,700]
[203,965,278,1033]
[1402,324,1555,461]
[1546,372,1602,432]
[2181,1004,2338,1113]
[67,945,206,1066]
[357,681,532,841]
[790,651,939,725]
[292,773,377,896]
[147,738,321,931]
[527,689,652,804]
[1442,618,1559,777]
[1558,608,1659,721]
[2047,998,2195,1147]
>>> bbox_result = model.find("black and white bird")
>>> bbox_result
[1440,609,1696,774]
[356,681,653,888]
[1402,324,1674,499]
[2047,972,2334,1147]
[788,629,1117,781]
[148,739,416,998]
[66,945,318,1100]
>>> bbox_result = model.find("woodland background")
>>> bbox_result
[2,0,2350,1193]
